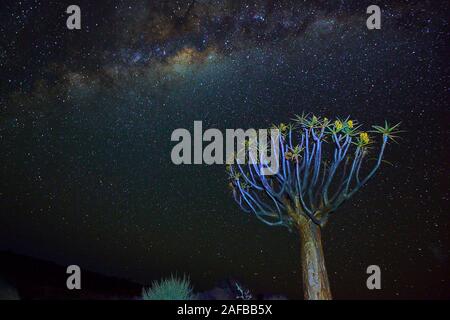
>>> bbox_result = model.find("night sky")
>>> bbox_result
[0,0,449,299]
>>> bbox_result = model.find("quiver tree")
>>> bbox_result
[228,114,400,300]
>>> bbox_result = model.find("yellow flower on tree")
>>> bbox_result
[347,120,353,128]
[285,151,293,160]
[334,120,343,131]
[360,132,370,145]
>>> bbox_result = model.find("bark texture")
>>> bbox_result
[297,219,332,300]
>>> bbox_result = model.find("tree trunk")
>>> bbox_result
[297,219,332,300]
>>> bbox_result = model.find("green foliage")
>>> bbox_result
[142,274,193,300]
[371,121,403,142]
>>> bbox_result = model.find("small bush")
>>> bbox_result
[142,274,193,300]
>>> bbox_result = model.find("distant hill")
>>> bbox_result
[0,251,287,300]
[0,251,141,300]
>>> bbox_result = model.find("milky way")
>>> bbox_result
[0,0,449,299]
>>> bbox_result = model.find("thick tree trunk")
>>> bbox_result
[297,219,332,300]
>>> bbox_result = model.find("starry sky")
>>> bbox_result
[0,0,449,299]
